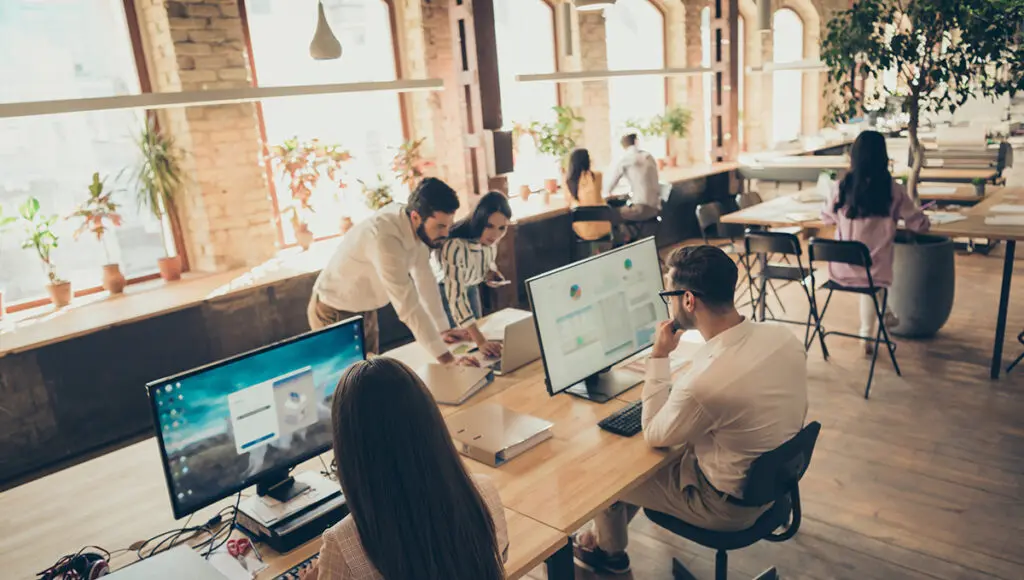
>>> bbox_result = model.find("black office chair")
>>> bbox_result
[570,206,619,261]
[646,421,822,580]
[744,232,827,358]
[1006,329,1024,374]
[808,238,900,399]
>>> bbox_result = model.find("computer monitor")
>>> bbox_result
[526,237,668,402]
[147,317,365,519]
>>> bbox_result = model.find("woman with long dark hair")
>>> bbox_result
[564,148,612,241]
[820,130,930,352]
[433,191,512,358]
[305,357,508,580]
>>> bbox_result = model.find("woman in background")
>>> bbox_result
[820,130,931,353]
[564,148,612,242]
[434,191,512,359]
[304,357,508,580]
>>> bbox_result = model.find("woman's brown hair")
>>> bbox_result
[330,357,505,580]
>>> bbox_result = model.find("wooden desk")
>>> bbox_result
[917,167,999,183]
[0,425,568,580]
[722,188,1024,379]
[917,184,986,204]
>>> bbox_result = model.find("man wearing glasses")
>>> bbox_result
[574,245,809,575]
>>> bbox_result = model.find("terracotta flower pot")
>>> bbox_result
[544,178,558,194]
[657,158,667,170]
[664,155,678,167]
[47,281,72,309]
[519,184,532,201]
[296,228,314,251]
[158,256,183,282]
[339,216,354,235]
[102,264,127,295]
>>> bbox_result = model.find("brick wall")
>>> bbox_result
[134,0,277,272]
[576,12,612,169]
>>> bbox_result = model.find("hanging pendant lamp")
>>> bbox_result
[309,1,342,60]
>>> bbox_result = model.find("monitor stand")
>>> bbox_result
[564,367,642,403]
[237,470,347,553]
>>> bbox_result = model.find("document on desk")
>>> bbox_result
[448,403,554,466]
[922,212,967,225]
[988,204,1024,214]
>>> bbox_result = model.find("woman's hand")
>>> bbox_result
[299,562,319,580]
[485,270,509,288]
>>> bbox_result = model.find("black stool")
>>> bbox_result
[570,206,619,261]
[646,421,821,580]
[696,202,772,315]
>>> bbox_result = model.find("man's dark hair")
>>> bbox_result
[621,133,638,148]
[665,245,738,309]
[407,177,460,218]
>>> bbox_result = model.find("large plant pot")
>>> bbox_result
[158,256,183,282]
[888,232,955,338]
[102,264,127,295]
[47,281,73,309]
[544,178,558,194]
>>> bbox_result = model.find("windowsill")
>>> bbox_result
[0,242,339,359]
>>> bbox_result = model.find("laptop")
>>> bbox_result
[105,546,227,579]
[472,315,542,375]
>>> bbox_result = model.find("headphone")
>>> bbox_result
[38,548,110,580]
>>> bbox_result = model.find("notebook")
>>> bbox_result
[447,403,554,466]
[419,363,494,405]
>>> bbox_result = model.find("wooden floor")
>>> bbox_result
[528,246,1024,579]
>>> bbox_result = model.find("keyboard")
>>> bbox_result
[274,553,319,579]
[598,400,643,437]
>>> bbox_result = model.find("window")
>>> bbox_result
[0,0,167,306]
[738,15,745,151]
[494,0,558,190]
[606,0,667,162]
[772,8,804,144]
[245,0,405,243]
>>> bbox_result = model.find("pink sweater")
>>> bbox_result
[819,180,931,288]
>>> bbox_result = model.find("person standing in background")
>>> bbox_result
[308,177,477,366]
[604,133,662,239]
[434,191,513,359]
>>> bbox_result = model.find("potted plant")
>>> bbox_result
[68,173,126,294]
[0,203,16,318]
[19,197,70,308]
[359,175,394,210]
[133,117,185,282]
[627,106,692,167]
[971,178,986,197]
[268,137,353,245]
[390,137,433,190]
[821,0,1024,338]
[529,106,584,191]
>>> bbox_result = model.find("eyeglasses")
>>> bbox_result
[659,289,702,305]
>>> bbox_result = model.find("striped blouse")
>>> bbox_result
[433,238,498,327]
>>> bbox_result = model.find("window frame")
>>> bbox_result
[771,7,805,144]
[239,0,410,248]
[3,0,187,315]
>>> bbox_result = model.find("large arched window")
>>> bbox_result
[494,0,558,190]
[772,8,804,144]
[0,0,168,308]
[606,0,667,161]
[246,0,405,242]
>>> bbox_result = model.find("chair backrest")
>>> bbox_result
[735,191,764,210]
[741,421,821,507]
[571,205,615,224]
[744,230,802,257]
[808,238,872,269]
[695,201,745,242]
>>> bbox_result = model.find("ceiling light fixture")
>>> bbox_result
[309,1,342,60]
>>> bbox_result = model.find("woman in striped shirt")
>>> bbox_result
[433,191,512,359]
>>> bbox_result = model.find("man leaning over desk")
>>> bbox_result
[574,245,808,575]
[308,177,477,366]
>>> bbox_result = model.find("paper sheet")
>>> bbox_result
[988,204,1024,214]
[918,186,959,195]
[985,215,1024,226]
[786,212,820,223]
[925,213,967,225]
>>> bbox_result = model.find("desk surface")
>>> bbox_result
[1,311,689,580]
[917,167,999,181]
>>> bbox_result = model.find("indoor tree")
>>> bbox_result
[821,0,1024,198]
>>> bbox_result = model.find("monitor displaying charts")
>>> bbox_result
[526,237,668,395]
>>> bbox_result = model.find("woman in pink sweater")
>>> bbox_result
[820,130,931,352]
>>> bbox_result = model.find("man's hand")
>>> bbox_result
[651,320,682,359]
[441,328,470,343]
[477,340,503,358]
